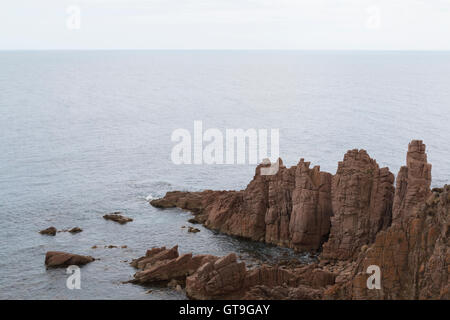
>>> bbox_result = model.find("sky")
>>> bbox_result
[1,0,450,50]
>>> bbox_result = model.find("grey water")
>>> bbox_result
[0,51,449,299]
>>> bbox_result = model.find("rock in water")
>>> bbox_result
[188,226,200,233]
[68,227,82,234]
[39,227,57,236]
[103,212,133,224]
[45,251,94,268]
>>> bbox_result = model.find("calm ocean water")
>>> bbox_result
[0,51,449,299]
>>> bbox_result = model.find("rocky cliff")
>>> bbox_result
[321,149,395,261]
[152,159,333,251]
[149,140,449,300]
[326,140,448,300]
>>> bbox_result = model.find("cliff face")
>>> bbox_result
[393,140,432,224]
[152,159,333,251]
[152,150,391,254]
[321,150,395,261]
[150,140,449,300]
[328,141,448,300]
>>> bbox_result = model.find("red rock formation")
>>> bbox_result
[149,140,448,300]
[45,251,94,268]
[186,253,247,299]
[131,246,218,285]
[261,160,295,246]
[326,141,448,300]
[393,140,432,224]
[131,246,322,300]
[151,159,332,251]
[288,160,332,251]
[185,253,307,300]
[321,150,395,261]
[130,245,179,269]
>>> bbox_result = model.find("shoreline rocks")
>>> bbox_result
[130,246,218,285]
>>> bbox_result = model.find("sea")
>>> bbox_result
[1,50,449,299]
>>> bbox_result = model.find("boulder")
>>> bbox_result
[45,251,94,268]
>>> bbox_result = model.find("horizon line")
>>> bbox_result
[1,49,450,52]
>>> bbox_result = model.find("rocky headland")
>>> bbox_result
[149,141,449,300]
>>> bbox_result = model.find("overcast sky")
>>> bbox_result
[1,0,450,50]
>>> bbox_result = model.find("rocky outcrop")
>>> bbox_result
[130,246,218,285]
[392,140,432,224]
[130,246,330,300]
[326,141,448,300]
[130,246,179,269]
[185,252,309,300]
[150,140,448,300]
[288,160,332,250]
[321,150,395,261]
[103,212,133,224]
[151,159,332,251]
[186,253,247,299]
[45,251,94,268]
